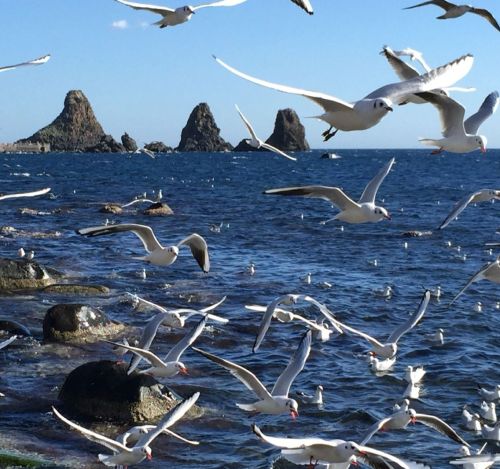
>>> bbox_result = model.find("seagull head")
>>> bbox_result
[184,5,195,14]
[374,206,391,221]
[139,446,152,461]
[373,97,393,113]
[408,409,417,424]
[476,135,487,153]
[175,362,189,375]
[286,399,299,419]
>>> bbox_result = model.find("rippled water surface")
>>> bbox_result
[0,150,499,468]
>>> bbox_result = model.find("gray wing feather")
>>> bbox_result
[403,0,455,11]
[415,92,466,137]
[358,158,395,204]
[387,290,430,343]
[438,191,479,229]
[464,91,499,135]
[164,316,206,362]
[381,47,420,81]
[416,413,470,447]
[177,233,210,273]
[450,262,491,304]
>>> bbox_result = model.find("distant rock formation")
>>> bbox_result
[86,134,125,153]
[121,132,138,152]
[177,103,232,152]
[145,141,172,153]
[18,90,121,152]
[233,108,309,152]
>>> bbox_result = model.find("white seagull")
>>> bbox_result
[0,54,50,73]
[438,189,500,229]
[76,224,210,272]
[450,446,500,469]
[114,0,247,28]
[338,290,431,359]
[290,0,313,15]
[478,384,500,402]
[264,157,395,224]
[415,91,499,154]
[117,423,199,447]
[107,316,207,378]
[214,53,474,140]
[0,187,51,201]
[194,331,312,417]
[296,385,323,405]
[451,257,500,304]
[405,365,426,384]
[368,353,396,372]
[52,393,199,467]
[404,1,500,32]
[235,105,296,161]
[480,401,497,423]
[462,406,482,431]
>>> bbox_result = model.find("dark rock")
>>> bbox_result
[17,90,107,152]
[43,284,110,295]
[144,141,172,153]
[176,103,232,152]
[43,304,124,343]
[0,258,58,290]
[266,108,309,151]
[0,226,62,239]
[233,139,259,152]
[143,202,174,216]
[121,132,138,152]
[99,203,123,214]
[402,230,433,238]
[58,360,179,423]
[85,134,125,153]
[0,320,31,336]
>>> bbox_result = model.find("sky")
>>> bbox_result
[0,0,499,149]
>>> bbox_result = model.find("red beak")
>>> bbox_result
[385,213,392,220]
[179,366,189,376]
[290,409,298,419]
[147,453,152,461]
[410,416,417,424]
[481,147,487,153]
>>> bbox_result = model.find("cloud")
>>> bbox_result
[111,19,128,29]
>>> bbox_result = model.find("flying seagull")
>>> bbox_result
[264,157,395,224]
[0,187,51,201]
[76,224,210,272]
[416,91,499,154]
[214,54,474,140]
[0,54,50,73]
[235,105,296,161]
[404,1,500,32]
[290,0,313,15]
[114,0,247,28]
[451,257,500,304]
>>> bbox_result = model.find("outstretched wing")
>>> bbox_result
[403,1,455,11]
[0,187,51,201]
[0,55,50,73]
[235,104,258,140]
[359,416,394,445]
[164,316,206,362]
[381,47,420,81]
[464,91,499,135]
[194,0,247,10]
[438,190,482,230]
[358,158,395,204]
[177,233,210,273]
[416,413,470,447]
[105,340,166,369]
[470,8,500,32]
[290,0,313,15]
[450,261,496,304]
[114,0,174,14]
[260,142,297,162]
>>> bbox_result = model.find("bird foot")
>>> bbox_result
[323,129,339,142]
[321,126,333,137]
[431,148,443,155]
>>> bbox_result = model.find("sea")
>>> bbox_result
[0,149,499,468]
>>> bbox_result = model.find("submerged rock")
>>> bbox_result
[99,203,123,214]
[43,284,110,295]
[58,360,179,423]
[43,304,124,343]
[402,230,433,238]
[0,258,57,290]
[143,202,174,216]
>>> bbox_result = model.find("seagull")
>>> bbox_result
[393,399,411,412]
[482,422,500,441]
[121,198,155,208]
[430,286,443,299]
[338,290,431,359]
[252,424,430,468]
[360,408,470,447]
[438,189,500,229]
[139,147,156,159]
[214,53,474,140]
[114,0,247,28]
[375,285,393,299]
[451,257,500,304]
[415,91,499,154]
[0,187,51,201]
[428,328,445,345]
[194,330,311,417]
[52,393,199,467]
[462,406,482,431]
[107,316,206,378]
[0,54,50,73]
[264,157,395,224]
[480,401,497,423]
[17,248,25,258]
[290,0,313,15]
[405,365,426,384]
[478,384,500,402]
[0,335,16,350]
[117,423,199,447]
[450,446,500,469]
[296,385,323,405]
[404,1,500,32]
[76,224,210,272]
[368,353,396,372]
[235,105,296,161]
[403,382,421,399]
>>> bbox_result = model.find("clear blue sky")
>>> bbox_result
[0,0,499,149]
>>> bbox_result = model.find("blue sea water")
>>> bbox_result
[0,149,499,468]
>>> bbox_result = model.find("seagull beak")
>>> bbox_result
[410,416,417,424]
[179,366,189,376]
[385,106,393,112]
[147,453,152,461]
[290,409,298,419]
[385,213,392,220]
[480,146,487,153]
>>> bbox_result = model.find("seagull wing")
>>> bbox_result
[366,54,474,103]
[0,335,16,350]
[359,417,394,445]
[52,407,129,454]
[302,295,343,333]
[290,0,314,15]
[470,8,500,32]
[403,0,455,11]
[260,142,297,162]
[127,293,169,313]
[335,320,385,349]
[381,47,420,81]
[136,392,200,448]
[0,187,51,201]
[450,261,494,304]
[105,340,166,369]
[214,56,354,113]
[358,158,395,204]
[193,347,272,400]
[464,91,499,135]
[252,424,325,449]
[386,290,430,344]
[121,198,155,208]
[271,330,312,397]
[177,233,210,273]
[164,316,206,362]
[200,296,226,313]
[264,186,360,211]
[0,55,50,73]
[415,413,470,446]
[414,92,466,137]
[193,0,247,10]
[235,104,258,140]
[76,223,163,253]
[356,444,429,469]
[438,191,482,230]
[114,0,174,14]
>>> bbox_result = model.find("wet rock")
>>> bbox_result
[43,284,110,295]
[121,132,138,152]
[99,203,122,214]
[0,319,31,336]
[0,226,62,239]
[86,134,125,153]
[58,360,179,423]
[144,141,172,153]
[0,258,57,290]
[402,230,433,237]
[143,202,174,216]
[43,304,124,343]
[266,108,309,151]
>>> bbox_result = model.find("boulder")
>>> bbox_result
[144,141,172,153]
[0,226,62,239]
[43,284,110,295]
[232,139,258,152]
[99,203,123,214]
[121,132,138,152]
[58,360,179,423]
[43,304,124,343]
[0,258,58,290]
[176,103,232,152]
[265,108,309,151]
[85,134,125,153]
[143,202,174,216]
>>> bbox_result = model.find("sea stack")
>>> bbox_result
[177,103,232,152]
[121,132,138,152]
